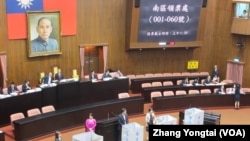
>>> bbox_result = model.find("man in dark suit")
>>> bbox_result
[117,108,128,141]
[22,80,31,92]
[180,77,189,85]
[8,82,19,94]
[55,69,64,81]
[43,72,54,84]
[204,75,212,85]
[102,70,112,80]
[89,70,98,80]
[212,65,219,80]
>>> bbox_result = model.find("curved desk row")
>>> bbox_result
[0,78,129,127]
[13,96,144,141]
[130,75,208,93]
[141,83,235,103]
[152,93,250,112]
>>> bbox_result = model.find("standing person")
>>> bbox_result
[145,108,156,140]
[22,80,32,92]
[55,130,62,141]
[211,65,219,80]
[234,84,242,110]
[117,108,129,141]
[55,69,64,81]
[43,72,54,84]
[31,17,58,52]
[85,113,97,132]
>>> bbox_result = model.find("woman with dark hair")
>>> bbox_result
[85,113,97,132]
[234,84,240,110]
[234,84,241,110]
[55,130,62,141]
[145,108,156,131]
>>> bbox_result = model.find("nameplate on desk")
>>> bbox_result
[91,79,98,83]
[40,83,57,88]
[10,92,18,96]
[158,42,166,46]
[118,76,127,79]
[183,84,193,86]
[103,78,113,81]
[0,94,11,99]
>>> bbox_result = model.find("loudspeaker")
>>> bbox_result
[202,0,207,8]
[135,0,140,8]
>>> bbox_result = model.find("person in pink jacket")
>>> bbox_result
[85,113,97,132]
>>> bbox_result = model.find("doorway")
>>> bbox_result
[84,45,104,74]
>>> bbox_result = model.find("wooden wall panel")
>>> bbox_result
[0,0,250,87]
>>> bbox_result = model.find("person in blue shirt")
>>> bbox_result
[31,17,58,52]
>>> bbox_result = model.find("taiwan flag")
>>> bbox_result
[6,0,76,39]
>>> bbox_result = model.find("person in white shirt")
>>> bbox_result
[145,108,156,131]
[43,72,53,84]
[115,69,123,78]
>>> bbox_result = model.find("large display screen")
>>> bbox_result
[138,0,203,42]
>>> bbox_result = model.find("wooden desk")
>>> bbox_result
[0,91,42,126]
[153,93,250,112]
[0,78,129,127]
[141,83,235,103]
[79,78,129,104]
[130,75,208,93]
[13,96,144,141]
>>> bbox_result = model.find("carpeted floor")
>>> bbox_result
[1,103,250,141]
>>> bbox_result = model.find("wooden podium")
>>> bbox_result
[226,60,244,85]
[0,131,4,141]
[95,117,118,141]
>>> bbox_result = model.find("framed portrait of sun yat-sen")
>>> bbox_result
[27,11,62,57]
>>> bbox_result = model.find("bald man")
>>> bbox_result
[31,17,58,52]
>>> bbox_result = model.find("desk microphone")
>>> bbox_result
[111,112,117,117]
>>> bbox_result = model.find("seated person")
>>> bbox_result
[22,80,32,92]
[115,69,123,78]
[42,72,54,84]
[192,78,200,85]
[239,10,248,18]
[227,84,236,94]
[204,75,212,85]
[89,70,98,80]
[55,69,64,81]
[102,70,112,79]
[216,84,225,94]
[180,77,189,85]
[8,82,19,94]
[212,75,220,83]
[0,88,3,94]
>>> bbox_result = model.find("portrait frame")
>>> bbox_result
[27,11,62,57]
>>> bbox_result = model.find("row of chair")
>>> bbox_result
[141,79,234,88]
[10,105,55,127]
[127,72,209,79]
[1,85,24,95]
[150,88,233,102]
